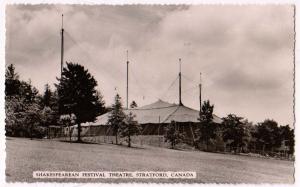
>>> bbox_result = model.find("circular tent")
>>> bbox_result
[79,99,222,140]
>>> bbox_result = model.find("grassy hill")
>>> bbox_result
[5,137,294,183]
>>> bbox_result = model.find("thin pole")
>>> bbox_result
[59,14,64,116]
[126,50,129,109]
[199,72,202,118]
[179,58,182,106]
[61,14,64,79]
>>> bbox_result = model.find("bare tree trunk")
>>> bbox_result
[115,134,118,145]
[206,139,209,151]
[128,135,131,147]
[30,124,33,140]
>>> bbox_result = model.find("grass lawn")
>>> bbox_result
[5,137,294,183]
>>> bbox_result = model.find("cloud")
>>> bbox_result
[5,5,294,126]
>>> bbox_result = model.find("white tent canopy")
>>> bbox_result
[82,99,222,127]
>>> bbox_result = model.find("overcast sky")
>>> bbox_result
[6,5,294,126]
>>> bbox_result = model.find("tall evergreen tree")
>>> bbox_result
[107,94,125,144]
[42,84,52,107]
[56,62,106,142]
[195,100,218,150]
[164,120,185,149]
[118,112,141,147]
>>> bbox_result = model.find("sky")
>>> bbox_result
[5,5,295,126]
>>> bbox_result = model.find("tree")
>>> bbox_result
[96,90,106,113]
[5,65,47,138]
[254,119,281,152]
[5,64,20,96]
[42,84,52,107]
[5,64,19,80]
[5,96,24,136]
[245,120,257,152]
[130,101,138,108]
[40,106,56,138]
[279,125,294,155]
[48,90,60,123]
[19,80,39,103]
[107,94,126,144]
[164,120,185,149]
[59,114,76,141]
[195,100,218,150]
[56,62,106,142]
[222,114,250,153]
[24,102,43,139]
[5,95,46,139]
[118,112,141,147]
[39,88,60,129]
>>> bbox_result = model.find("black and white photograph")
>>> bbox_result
[3,2,296,184]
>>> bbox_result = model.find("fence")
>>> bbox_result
[57,134,168,147]
[50,126,294,161]
[222,146,294,160]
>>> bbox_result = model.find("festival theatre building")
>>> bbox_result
[61,59,222,146]
[75,99,222,144]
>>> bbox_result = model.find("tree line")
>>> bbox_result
[5,63,295,155]
[6,63,105,140]
[164,100,294,156]
[5,63,139,146]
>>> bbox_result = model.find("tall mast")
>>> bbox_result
[179,58,183,106]
[126,50,129,109]
[199,72,202,117]
[60,14,64,79]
